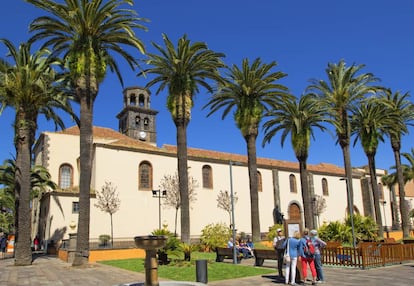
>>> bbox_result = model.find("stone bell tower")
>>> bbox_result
[116,86,158,145]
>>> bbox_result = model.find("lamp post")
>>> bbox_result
[229,160,241,264]
[340,178,356,248]
[152,189,167,229]
[382,201,388,237]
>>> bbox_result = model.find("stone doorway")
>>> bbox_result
[288,203,302,221]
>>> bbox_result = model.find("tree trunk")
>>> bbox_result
[246,135,260,242]
[392,148,410,238]
[299,160,313,229]
[14,114,34,266]
[390,185,400,230]
[367,154,383,238]
[176,121,190,243]
[110,213,114,247]
[73,94,94,266]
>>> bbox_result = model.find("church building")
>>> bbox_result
[32,86,396,246]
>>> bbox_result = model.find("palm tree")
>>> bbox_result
[0,161,15,233]
[0,39,75,265]
[350,98,396,238]
[204,58,290,242]
[381,174,400,230]
[140,34,224,243]
[27,0,147,264]
[0,159,58,240]
[379,89,414,238]
[262,93,326,230]
[401,149,414,180]
[307,60,380,214]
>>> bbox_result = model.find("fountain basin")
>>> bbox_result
[134,235,167,250]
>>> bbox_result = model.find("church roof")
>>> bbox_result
[57,126,350,177]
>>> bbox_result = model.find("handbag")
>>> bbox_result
[283,238,291,263]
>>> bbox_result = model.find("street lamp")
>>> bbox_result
[229,160,241,264]
[382,201,389,237]
[340,178,356,248]
[152,189,167,230]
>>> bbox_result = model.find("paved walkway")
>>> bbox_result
[0,254,413,286]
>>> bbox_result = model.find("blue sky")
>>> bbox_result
[1,0,414,171]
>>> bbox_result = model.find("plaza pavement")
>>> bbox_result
[0,253,413,286]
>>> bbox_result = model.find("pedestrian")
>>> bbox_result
[310,229,327,283]
[0,233,8,259]
[300,228,317,285]
[227,237,241,257]
[34,235,40,251]
[282,230,301,285]
[273,228,286,277]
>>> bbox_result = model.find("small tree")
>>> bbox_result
[313,195,327,228]
[216,190,238,227]
[159,172,198,236]
[200,222,232,251]
[94,182,120,247]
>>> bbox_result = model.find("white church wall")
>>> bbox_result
[43,132,80,186]
[37,128,394,243]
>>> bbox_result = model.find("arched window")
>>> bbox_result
[130,94,136,106]
[289,174,297,193]
[322,178,329,196]
[143,117,149,130]
[59,164,73,189]
[139,93,145,107]
[139,161,152,190]
[202,165,213,189]
[257,171,263,192]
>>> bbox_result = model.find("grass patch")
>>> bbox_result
[100,251,275,282]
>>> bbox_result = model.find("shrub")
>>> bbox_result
[266,224,284,242]
[151,225,180,256]
[318,214,379,245]
[98,234,111,246]
[348,214,378,242]
[178,242,198,261]
[200,222,231,251]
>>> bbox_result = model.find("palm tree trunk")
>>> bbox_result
[176,121,190,243]
[367,154,383,238]
[14,117,34,266]
[73,94,94,266]
[299,160,314,229]
[390,185,400,229]
[392,148,410,238]
[246,135,260,242]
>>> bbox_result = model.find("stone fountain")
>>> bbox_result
[134,235,167,286]
[126,236,207,286]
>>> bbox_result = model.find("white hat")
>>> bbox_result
[310,229,318,235]
[277,228,282,232]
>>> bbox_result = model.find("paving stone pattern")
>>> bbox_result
[0,254,413,286]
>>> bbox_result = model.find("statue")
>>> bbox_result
[273,206,284,225]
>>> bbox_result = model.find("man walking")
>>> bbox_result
[273,228,286,277]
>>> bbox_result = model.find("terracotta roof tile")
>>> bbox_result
[57,126,346,176]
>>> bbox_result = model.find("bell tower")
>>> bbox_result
[116,86,158,145]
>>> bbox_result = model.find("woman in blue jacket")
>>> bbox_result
[282,231,301,285]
